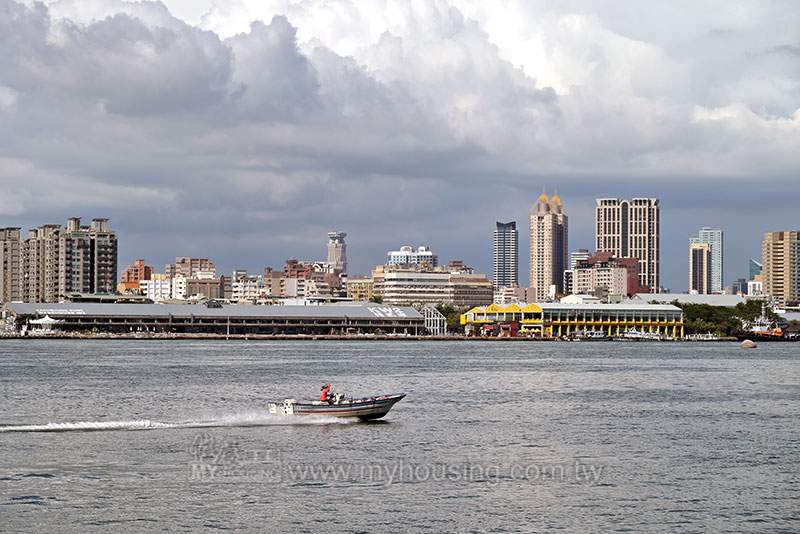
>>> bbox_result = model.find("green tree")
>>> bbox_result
[435,304,465,331]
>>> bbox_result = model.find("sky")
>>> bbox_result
[1,0,798,290]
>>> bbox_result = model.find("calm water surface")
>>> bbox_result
[1,340,799,533]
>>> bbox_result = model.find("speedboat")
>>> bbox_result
[268,393,405,421]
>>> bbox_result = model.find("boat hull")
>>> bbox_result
[270,394,405,421]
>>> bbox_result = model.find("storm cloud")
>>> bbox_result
[1,0,798,289]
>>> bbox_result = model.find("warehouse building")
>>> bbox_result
[3,302,430,336]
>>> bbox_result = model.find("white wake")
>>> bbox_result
[0,410,354,433]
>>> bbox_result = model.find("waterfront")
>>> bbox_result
[1,340,799,532]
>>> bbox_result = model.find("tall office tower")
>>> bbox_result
[58,217,118,297]
[595,198,660,292]
[492,221,518,289]
[689,227,723,293]
[749,259,762,280]
[689,242,712,294]
[0,227,22,303]
[21,224,61,302]
[529,192,568,300]
[762,231,800,307]
[327,231,347,274]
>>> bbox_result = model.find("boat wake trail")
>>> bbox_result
[0,410,354,433]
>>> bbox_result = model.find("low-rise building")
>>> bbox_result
[4,302,427,336]
[387,245,438,268]
[346,277,374,302]
[748,276,764,297]
[572,252,644,298]
[185,277,225,300]
[165,257,215,279]
[140,278,174,303]
[372,264,492,308]
[140,275,187,302]
[122,259,153,284]
[461,302,684,338]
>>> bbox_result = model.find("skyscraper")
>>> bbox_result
[749,259,762,280]
[529,192,568,300]
[689,242,712,294]
[595,198,660,292]
[689,227,723,293]
[492,221,518,289]
[762,231,800,307]
[327,231,347,273]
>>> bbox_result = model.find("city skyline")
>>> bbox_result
[1,0,798,292]
[1,198,791,295]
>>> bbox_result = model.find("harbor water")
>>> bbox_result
[1,340,798,532]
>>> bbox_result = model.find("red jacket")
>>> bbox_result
[320,385,331,401]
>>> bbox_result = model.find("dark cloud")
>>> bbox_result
[0,0,798,290]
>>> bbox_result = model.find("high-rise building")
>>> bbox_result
[16,218,117,302]
[529,192,568,301]
[595,198,660,292]
[689,242,712,294]
[762,231,800,307]
[58,217,118,297]
[327,231,347,274]
[689,227,723,293]
[387,245,438,268]
[492,221,518,289]
[749,259,762,280]
[21,224,61,302]
[0,227,21,303]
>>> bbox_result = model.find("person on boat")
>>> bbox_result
[320,384,332,403]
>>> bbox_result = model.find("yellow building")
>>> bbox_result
[461,302,684,338]
[346,277,374,302]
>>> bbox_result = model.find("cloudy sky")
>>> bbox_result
[2,0,798,289]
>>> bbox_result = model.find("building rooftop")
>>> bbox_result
[467,302,682,312]
[4,302,423,320]
[631,293,746,307]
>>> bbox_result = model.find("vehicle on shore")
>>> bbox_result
[268,393,405,421]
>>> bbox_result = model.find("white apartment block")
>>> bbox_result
[387,246,438,268]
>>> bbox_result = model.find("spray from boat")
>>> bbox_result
[0,410,353,433]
